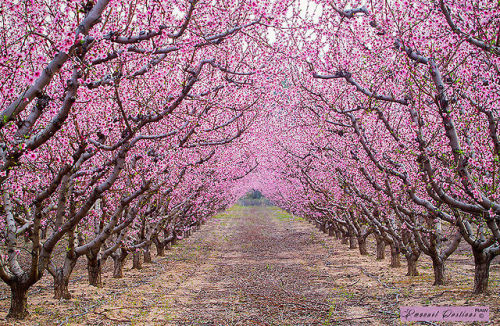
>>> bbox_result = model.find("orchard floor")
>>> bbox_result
[1,205,499,326]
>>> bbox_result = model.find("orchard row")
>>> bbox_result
[260,0,499,301]
[1,0,499,320]
[0,0,277,319]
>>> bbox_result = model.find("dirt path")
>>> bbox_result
[86,205,397,325]
[163,206,343,325]
[2,205,499,325]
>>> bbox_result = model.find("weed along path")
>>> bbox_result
[2,205,499,325]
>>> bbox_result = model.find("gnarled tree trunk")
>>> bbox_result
[143,244,152,264]
[112,248,128,278]
[357,236,368,255]
[349,234,357,249]
[376,236,385,260]
[87,256,102,287]
[472,248,493,294]
[132,250,142,270]
[52,255,79,300]
[431,257,446,285]
[389,243,401,268]
[319,221,327,234]
[153,237,165,256]
[405,252,420,276]
[328,224,335,237]
[53,272,71,300]
[7,284,29,319]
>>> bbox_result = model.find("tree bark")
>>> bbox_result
[112,249,128,278]
[406,254,419,276]
[143,245,152,264]
[349,235,357,249]
[432,257,446,285]
[132,250,142,269]
[153,237,165,256]
[389,243,401,268]
[376,236,385,260]
[357,236,368,255]
[335,230,342,240]
[472,249,492,294]
[341,234,348,245]
[7,284,29,319]
[52,255,78,300]
[113,258,124,278]
[87,256,102,287]
[402,231,420,276]
[53,272,71,300]
[328,225,335,237]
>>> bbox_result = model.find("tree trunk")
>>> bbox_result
[328,226,335,237]
[53,272,71,300]
[472,249,492,294]
[319,222,326,233]
[390,244,401,268]
[132,250,142,270]
[7,284,29,319]
[341,234,348,245]
[349,235,357,249]
[143,245,152,264]
[154,238,165,256]
[335,230,342,240]
[406,254,419,276]
[113,258,124,278]
[358,236,368,255]
[53,255,78,300]
[87,257,102,287]
[376,236,385,260]
[113,250,127,278]
[432,257,445,285]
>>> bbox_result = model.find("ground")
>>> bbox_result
[0,205,498,325]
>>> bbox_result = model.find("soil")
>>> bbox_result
[0,205,498,325]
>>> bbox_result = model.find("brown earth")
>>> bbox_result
[0,205,498,325]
